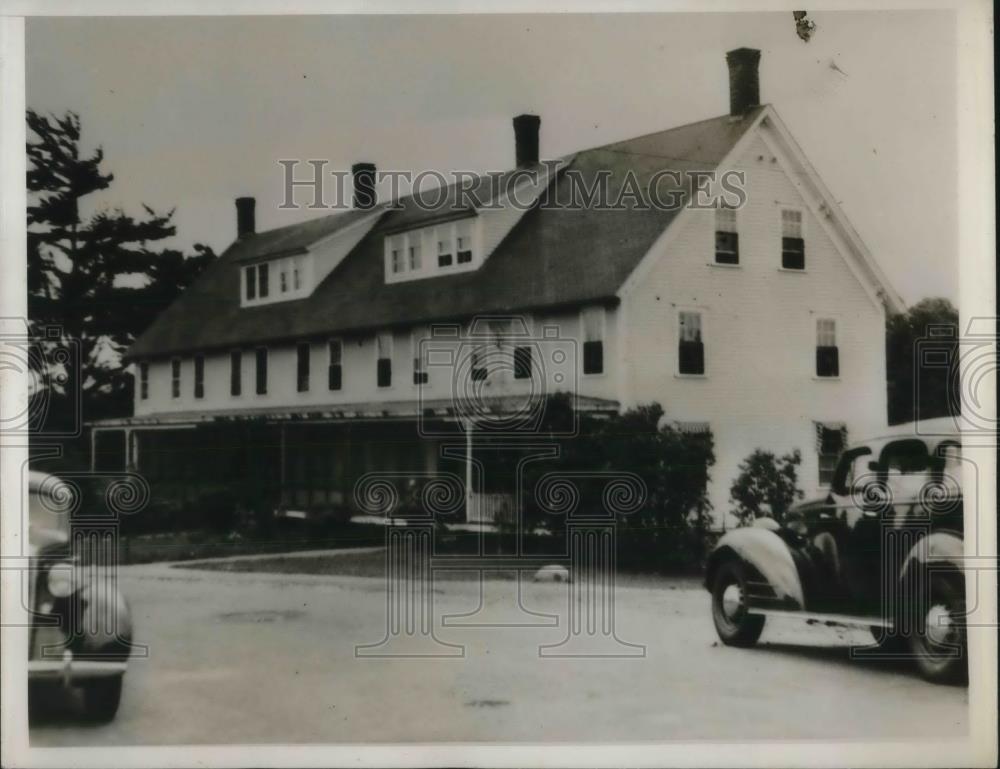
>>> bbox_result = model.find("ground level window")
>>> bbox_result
[296,342,310,392]
[171,358,181,398]
[255,347,268,394]
[194,354,205,399]
[328,339,342,391]
[376,332,392,388]
[230,350,242,396]
[816,422,847,486]
[139,362,149,399]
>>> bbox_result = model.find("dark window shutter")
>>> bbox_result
[328,364,342,391]
[782,237,805,270]
[514,346,533,379]
[816,345,839,377]
[194,355,205,399]
[256,348,268,394]
[714,231,739,264]
[679,340,705,375]
[583,340,604,374]
[413,370,429,385]
[230,351,242,396]
[377,358,392,388]
[296,343,310,392]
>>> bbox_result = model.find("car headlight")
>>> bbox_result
[46,562,75,598]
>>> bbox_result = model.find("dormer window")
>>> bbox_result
[245,266,256,300]
[391,245,404,274]
[456,221,473,264]
[257,263,269,298]
[437,237,453,267]
[409,242,422,270]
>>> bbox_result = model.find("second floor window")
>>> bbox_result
[245,266,256,300]
[257,263,270,298]
[715,207,739,265]
[194,354,205,399]
[581,307,605,375]
[230,350,242,396]
[296,342,310,392]
[255,347,268,395]
[781,209,805,270]
[409,243,422,271]
[328,339,342,391]
[376,332,392,388]
[816,319,839,377]
[139,362,149,400]
[171,358,181,398]
[678,311,704,375]
[437,237,453,267]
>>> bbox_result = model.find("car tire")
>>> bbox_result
[908,573,967,685]
[712,560,765,647]
[81,676,123,722]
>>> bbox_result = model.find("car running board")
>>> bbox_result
[749,607,891,630]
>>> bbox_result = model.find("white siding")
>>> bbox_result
[619,127,888,520]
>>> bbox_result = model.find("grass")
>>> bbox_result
[118,522,385,564]
[177,547,705,588]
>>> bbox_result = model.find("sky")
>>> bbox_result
[25,10,958,306]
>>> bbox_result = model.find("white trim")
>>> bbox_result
[756,109,905,314]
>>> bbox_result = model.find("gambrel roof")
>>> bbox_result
[128,104,902,360]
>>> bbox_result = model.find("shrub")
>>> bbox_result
[729,449,804,526]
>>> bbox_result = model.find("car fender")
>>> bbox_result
[75,582,134,656]
[899,530,965,583]
[706,527,805,610]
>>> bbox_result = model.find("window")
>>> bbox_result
[230,350,242,396]
[376,332,392,388]
[245,266,257,300]
[816,319,839,377]
[391,246,404,274]
[328,339,342,391]
[678,311,704,375]
[781,209,805,270]
[296,342,310,392]
[816,422,847,486]
[194,354,205,399]
[412,329,428,385]
[471,346,488,381]
[514,346,533,379]
[581,307,605,375]
[139,362,149,400]
[257,262,270,297]
[171,358,181,398]
[280,267,289,293]
[293,259,302,291]
[409,242,422,271]
[255,347,268,395]
[437,237,453,267]
[715,207,739,265]
[456,222,473,264]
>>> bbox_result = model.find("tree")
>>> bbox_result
[729,449,804,526]
[519,398,716,570]
[885,298,960,425]
[26,109,215,418]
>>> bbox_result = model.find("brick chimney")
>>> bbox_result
[726,48,761,116]
[235,197,255,238]
[513,114,541,167]
[352,162,377,210]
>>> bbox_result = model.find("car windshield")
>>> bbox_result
[29,488,72,546]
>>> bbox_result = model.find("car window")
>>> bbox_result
[880,439,931,500]
[29,488,72,544]
[832,447,871,495]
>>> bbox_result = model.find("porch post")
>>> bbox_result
[279,422,287,505]
[464,418,473,522]
[89,428,97,472]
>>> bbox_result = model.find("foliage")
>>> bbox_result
[729,449,804,526]
[518,396,715,570]
[26,109,215,423]
[885,298,960,425]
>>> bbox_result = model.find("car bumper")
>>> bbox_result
[29,650,127,687]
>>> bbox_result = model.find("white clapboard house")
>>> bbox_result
[100,48,904,527]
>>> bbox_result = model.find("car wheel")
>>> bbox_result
[81,676,123,722]
[712,560,765,647]
[908,573,967,685]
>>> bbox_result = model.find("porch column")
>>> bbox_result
[89,428,97,472]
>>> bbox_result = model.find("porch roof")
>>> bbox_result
[87,395,620,429]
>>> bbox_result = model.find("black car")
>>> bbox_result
[705,420,966,684]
